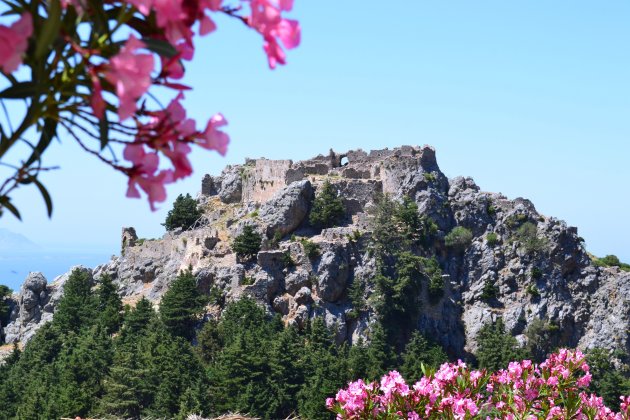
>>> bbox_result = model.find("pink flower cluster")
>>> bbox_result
[328,349,630,420]
[0,13,32,73]
[125,93,228,210]
[247,0,301,68]
[0,0,299,211]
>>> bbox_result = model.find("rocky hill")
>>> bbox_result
[2,145,629,359]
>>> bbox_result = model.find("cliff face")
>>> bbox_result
[3,145,629,358]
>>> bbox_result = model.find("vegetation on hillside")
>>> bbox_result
[163,194,203,232]
[309,180,346,230]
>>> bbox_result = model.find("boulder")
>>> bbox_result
[259,180,313,238]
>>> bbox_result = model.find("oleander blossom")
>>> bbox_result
[247,0,301,68]
[123,93,230,209]
[0,13,32,73]
[105,36,155,121]
[328,349,630,420]
[0,0,299,214]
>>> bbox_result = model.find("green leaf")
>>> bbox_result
[32,178,53,218]
[99,112,109,150]
[0,197,21,220]
[142,38,178,58]
[34,0,62,60]
[0,82,38,99]
[25,118,57,167]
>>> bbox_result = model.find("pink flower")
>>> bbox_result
[0,13,33,74]
[123,144,173,210]
[247,0,301,68]
[89,71,106,119]
[201,113,229,155]
[105,35,154,121]
[126,0,153,15]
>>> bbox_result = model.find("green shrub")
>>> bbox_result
[309,180,345,229]
[445,226,473,249]
[162,193,203,231]
[476,318,530,371]
[526,284,540,298]
[267,230,283,249]
[531,267,543,280]
[480,280,498,301]
[301,238,321,260]
[506,213,529,229]
[594,254,630,271]
[209,286,224,305]
[486,232,498,247]
[247,209,259,218]
[241,276,255,286]
[346,230,363,243]
[486,201,497,216]
[423,257,444,301]
[526,318,560,362]
[232,225,262,260]
[348,277,367,319]
[423,172,437,183]
[512,222,547,254]
[282,252,296,268]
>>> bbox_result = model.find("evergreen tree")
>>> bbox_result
[196,318,223,364]
[587,348,630,410]
[298,318,348,420]
[400,331,448,380]
[159,270,207,340]
[121,297,156,339]
[52,325,113,417]
[364,322,395,381]
[143,321,205,418]
[0,284,12,336]
[347,338,371,380]
[232,224,262,261]
[98,339,153,419]
[525,318,560,363]
[476,318,529,371]
[163,193,203,231]
[309,180,345,230]
[97,274,123,334]
[267,326,305,418]
[53,268,97,333]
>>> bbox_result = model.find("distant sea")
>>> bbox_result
[0,251,113,291]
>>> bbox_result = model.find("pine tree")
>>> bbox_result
[121,297,156,339]
[267,326,305,418]
[364,322,394,381]
[298,318,348,420]
[476,318,529,371]
[98,339,153,419]
[143,322,205,418]
[163,193,203,231]
[0,284,12,337]
[232,224,262,261]
[400,331,448,380]
[97,274,123,334]
[159,270,207,340]
[53,325,113,417]
[309,180,345,230]
[53,268,97,333]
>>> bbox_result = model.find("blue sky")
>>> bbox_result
[1,1,629,262]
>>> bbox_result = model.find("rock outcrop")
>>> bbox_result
[3,145,629,360]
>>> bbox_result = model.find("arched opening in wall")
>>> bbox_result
[340,156,349,166]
